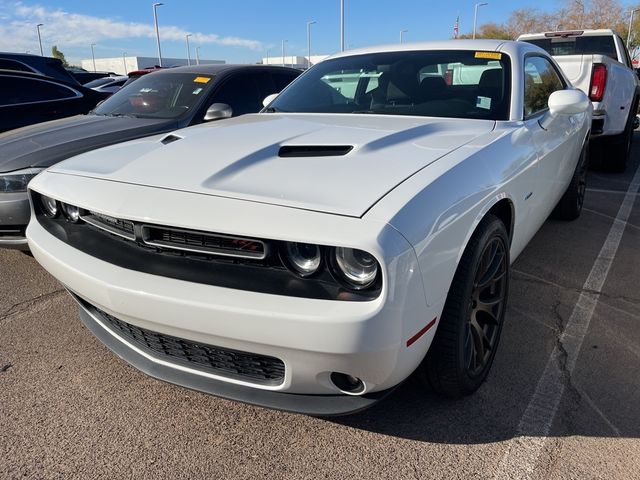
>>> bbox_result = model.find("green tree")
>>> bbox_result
[51,45,69,67]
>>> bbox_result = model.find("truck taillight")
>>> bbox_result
[589,64,607,102]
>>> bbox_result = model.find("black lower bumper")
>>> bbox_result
[74,294,393,416]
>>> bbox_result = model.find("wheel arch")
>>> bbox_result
[485,198,515,246]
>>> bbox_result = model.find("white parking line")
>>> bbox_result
[586,187,640,196]
[493,163,640,480]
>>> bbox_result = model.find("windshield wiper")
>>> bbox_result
[263,106,279,113]
[351,110,379,114]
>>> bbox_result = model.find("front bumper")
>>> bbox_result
[27,201,441,415]
[76,296,395,415]
[0,192,29,250]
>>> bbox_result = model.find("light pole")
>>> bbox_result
[400,29,408,44]
[473,2,488,40]
[122,52,127,74]
[340,0,345,52]
[90,43,96,72]
[196,46,201,65]
[282,39,287,67]
[265,49,270,65]
[627,8,640,48]
[186,34,192,66]
[36,23,44,56]
[307,21,316,69]
[152,2,163,67]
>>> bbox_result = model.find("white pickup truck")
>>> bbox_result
[519,29,640,171]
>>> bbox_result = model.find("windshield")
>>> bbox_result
[270,50,511,120]
[524,36,618,60]
[93,72,215,119]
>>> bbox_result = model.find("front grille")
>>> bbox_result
[95,306,285,386]
[81,211,135,240]
[141,225,266,259]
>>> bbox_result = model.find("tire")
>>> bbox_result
[551,142,588,221]
[416,214,509,397]
[606,97,638,173]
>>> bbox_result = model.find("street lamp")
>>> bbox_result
[282,39,287,67]
[90,43,96,72]
[340,0,345,52]
[473,2,488,40]
[36,23,44,56]
[196,46,201,65]
[400,29,408,44]
[186,34,192,66]
[265,49,270,65]
[627,8,640,48]
[307,21,316,69]
[122,52,127,74]
[152,3,163,67]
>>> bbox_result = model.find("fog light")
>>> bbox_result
[40,195,59,218]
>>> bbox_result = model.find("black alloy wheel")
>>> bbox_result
[417,213,510,397]
[465,237,508,377]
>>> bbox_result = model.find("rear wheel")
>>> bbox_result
[416,214,509,397]
[606,98,638,173]
[552,142,588,221]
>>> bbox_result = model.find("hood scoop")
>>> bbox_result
[278,145,353,158]
[161,134,183,145]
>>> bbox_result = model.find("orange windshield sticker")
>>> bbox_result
[474,51,502,60]
[193,76,211,83]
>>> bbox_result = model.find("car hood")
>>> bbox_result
[51,113,495,217]
[0,114,173,173]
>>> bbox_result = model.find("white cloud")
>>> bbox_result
[0,1,262,54]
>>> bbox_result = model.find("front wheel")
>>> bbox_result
[416,214,509,397]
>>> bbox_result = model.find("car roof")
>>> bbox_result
[148,64,301,76]
[0,68,88,88]
[325,39,545,61]
[0,52,79,84]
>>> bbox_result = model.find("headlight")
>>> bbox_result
[0,168,44,193]
[285,242,321,276]
[62,203,81,223]
[40,194,59,218]
[334,247,379,288]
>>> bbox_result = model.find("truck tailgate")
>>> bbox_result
[553,54,593,93]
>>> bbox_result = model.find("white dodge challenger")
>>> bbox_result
[27,40,591,415]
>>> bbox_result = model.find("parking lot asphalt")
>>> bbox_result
[1,135,640,480]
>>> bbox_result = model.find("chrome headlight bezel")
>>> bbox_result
[40,194,60,218]
[333,247,379,289]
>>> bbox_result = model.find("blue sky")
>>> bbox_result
[0,0,591,63]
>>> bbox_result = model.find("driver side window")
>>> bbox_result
[523,56,564,118]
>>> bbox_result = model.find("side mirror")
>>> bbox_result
[262,93,279,108]
[548,89,590,116]
[204,103,233,122]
